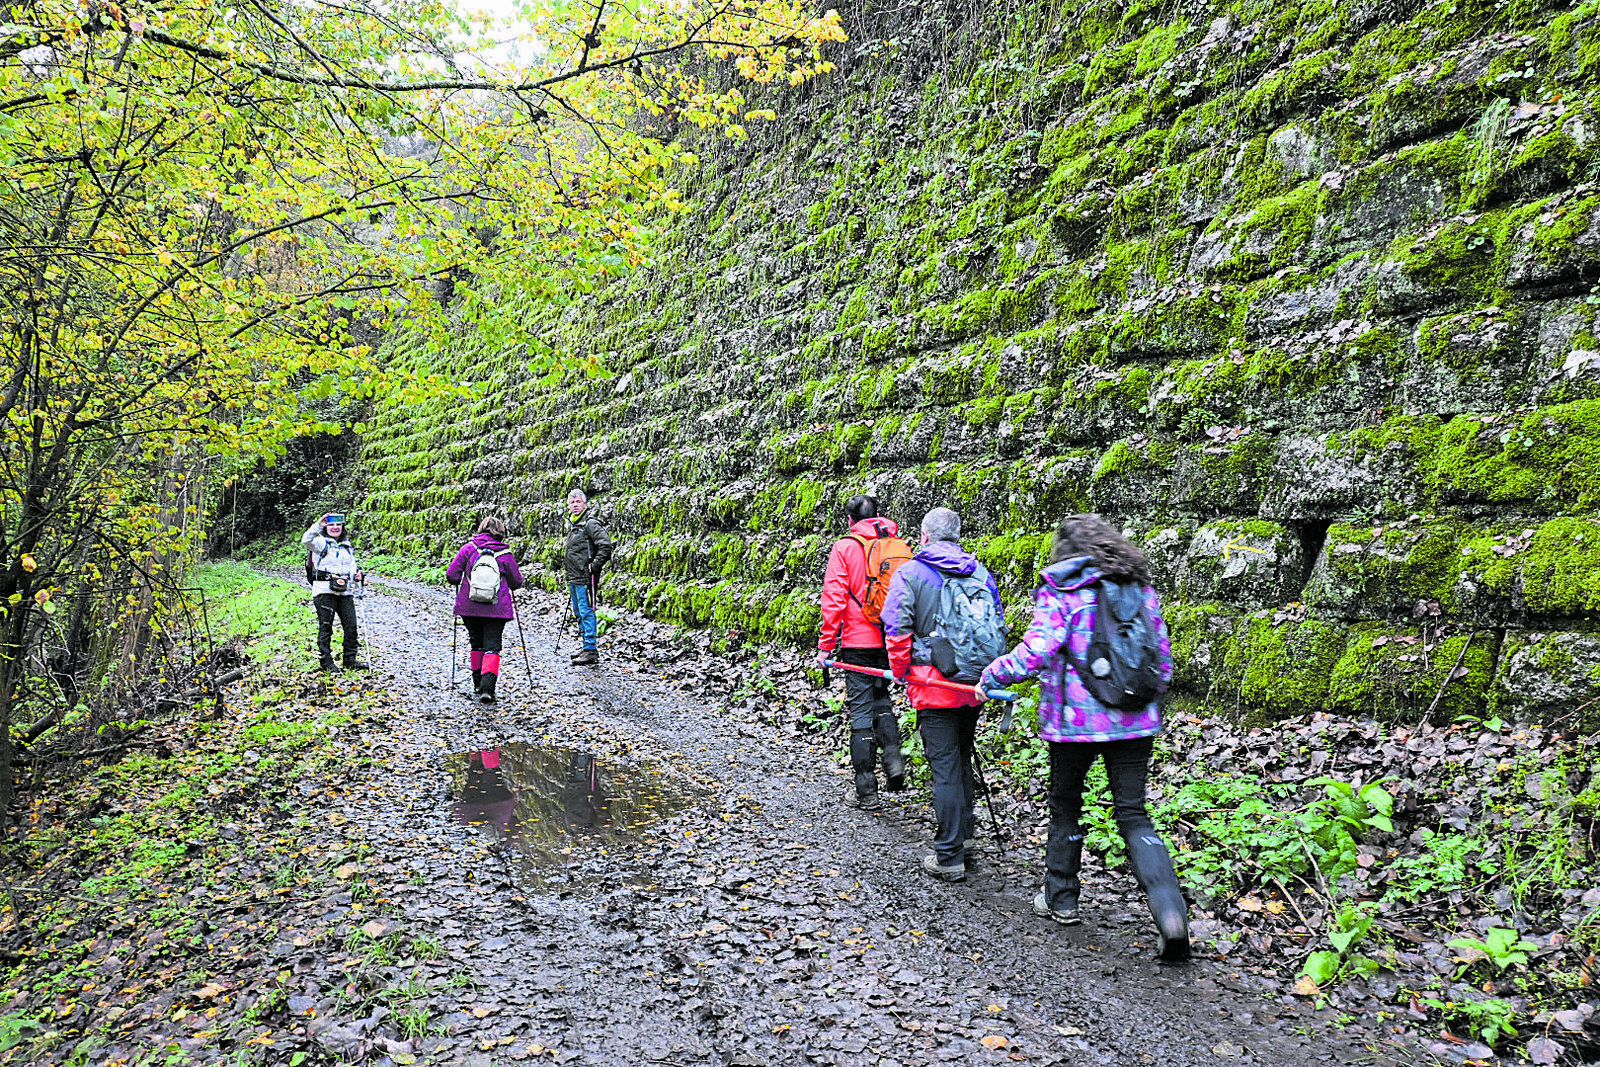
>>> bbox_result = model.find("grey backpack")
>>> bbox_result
[468,547,512,603]
[929,564,1007,683]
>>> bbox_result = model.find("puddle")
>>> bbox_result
[447,744,697,882]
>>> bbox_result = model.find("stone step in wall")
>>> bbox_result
[356,0,1600,726]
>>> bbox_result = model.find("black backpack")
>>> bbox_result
[1069,578,1163,710]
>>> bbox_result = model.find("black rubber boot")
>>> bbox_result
[477,672,498,707]
[849,728,879,807]
[875,711,905,792]
[471,669,482,694]
[1126,827,1190,962]
[1045,830,1084,918]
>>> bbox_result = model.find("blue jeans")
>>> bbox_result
[919,706,978,865]
[569,581,597,650]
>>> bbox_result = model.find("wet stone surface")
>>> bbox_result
[311,575,1421,1066]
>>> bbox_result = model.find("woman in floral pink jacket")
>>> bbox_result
[980,514,1190,962]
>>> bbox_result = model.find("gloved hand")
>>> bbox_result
[814,650,832,671]
[978,667,997,695]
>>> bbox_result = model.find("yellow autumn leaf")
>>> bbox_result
[981,1035,1009,1049]
[20,555,36,572]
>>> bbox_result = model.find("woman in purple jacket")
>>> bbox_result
[445,517,526,706]
[980,514,1190,962]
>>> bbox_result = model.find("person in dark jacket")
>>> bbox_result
[445,517,526,706]
[883,507,1004,883]
[979,513,1189,962]
[302,512,366,672]
[815,494,906,810]
[564,489,613,666]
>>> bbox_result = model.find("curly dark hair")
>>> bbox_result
[1050,514,1151,584]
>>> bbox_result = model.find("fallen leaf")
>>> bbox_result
[981,1035,1009,1049]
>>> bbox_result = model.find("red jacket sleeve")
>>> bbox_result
[884,566,915,679]
[817,539,852,652]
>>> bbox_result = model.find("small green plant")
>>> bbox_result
[0,1012,43,1052]
[1420,994,1518,1046]
[1386,830,1488,903]
[1449,926,1538,974]
[1302,903,1384,987]
[396,1005,435,1041]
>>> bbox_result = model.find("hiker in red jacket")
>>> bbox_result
[816,494,910,810]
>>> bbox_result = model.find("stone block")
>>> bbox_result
[1327,624,1498,722]
[1178,520,1304,608]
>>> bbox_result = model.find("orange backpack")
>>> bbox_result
[846,529,914,626]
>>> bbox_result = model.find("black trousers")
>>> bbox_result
[836,646,891,730]
[314,593,358,663]
[462,616,506,653]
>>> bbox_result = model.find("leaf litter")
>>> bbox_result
[7,570,1591,1065]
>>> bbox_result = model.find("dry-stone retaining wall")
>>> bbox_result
[357,0,1600,725]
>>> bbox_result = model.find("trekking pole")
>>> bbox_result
[356,577,372,667]
[511,595,535,684]
[820,659,1018,702]
[970,743,1009,857]
[554,590,576,654]
[450,614,458,692]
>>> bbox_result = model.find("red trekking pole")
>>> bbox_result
[820,659,1019,702]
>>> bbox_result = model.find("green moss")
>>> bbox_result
[1305,519,1464,616]
[1458,516,1600,614]
[1426,399,1600,510]
[1162,601,1242,706]
[839,284,873,328]
[1328,625,1498,722]
[1238,614,1349,717]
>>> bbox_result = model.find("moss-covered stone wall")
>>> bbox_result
[357,0,1600,725]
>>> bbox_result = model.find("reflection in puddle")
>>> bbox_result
[448,744,695,880]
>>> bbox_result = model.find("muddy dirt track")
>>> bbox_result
[335,575,1421,1067]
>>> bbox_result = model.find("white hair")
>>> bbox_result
[921,507,961,543]
[567,489,587,503]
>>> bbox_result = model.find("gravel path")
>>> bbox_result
[324,575,1419,1067]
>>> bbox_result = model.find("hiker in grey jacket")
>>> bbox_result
[564,489,613,666]
[302,513,366,672]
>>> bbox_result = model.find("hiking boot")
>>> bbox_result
[842,788,881,812]
[342,659,369,671]
[318,658,338,673]
[1033,890,1081,926]
[875,712,905,792]
[920,853,965,883]
[570,649,599,666]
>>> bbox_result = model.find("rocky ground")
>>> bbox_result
[9,569,1566,1066]
[257,574,1419,1067]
